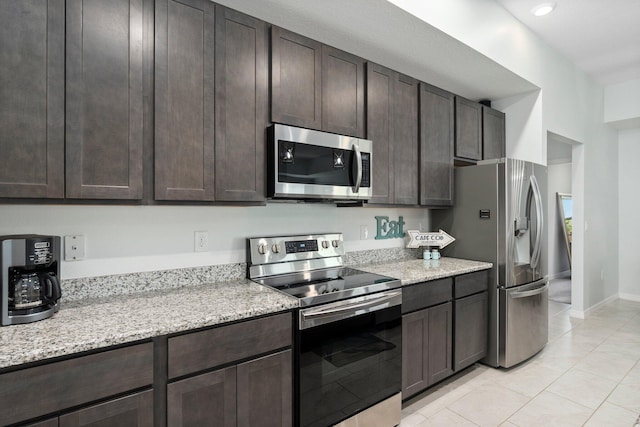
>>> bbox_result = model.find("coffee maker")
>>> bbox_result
[1,235,62,326]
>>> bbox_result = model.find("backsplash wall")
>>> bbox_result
[0,203,430,279]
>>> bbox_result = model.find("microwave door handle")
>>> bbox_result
[352,143,362,193]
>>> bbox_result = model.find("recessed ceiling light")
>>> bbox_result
[531,2,556,17]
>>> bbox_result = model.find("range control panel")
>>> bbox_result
[247,233,344,267]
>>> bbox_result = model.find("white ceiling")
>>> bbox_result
[495,0,640,86]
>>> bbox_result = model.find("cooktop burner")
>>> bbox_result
[247,233,401,307]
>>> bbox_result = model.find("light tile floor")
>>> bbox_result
[401,299,640,426]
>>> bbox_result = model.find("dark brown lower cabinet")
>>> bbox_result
[168,366,237,427]
[237,350,292,427]
[402,302,453,398]
[167,350,292,427]
[454,291,488,371]
[59,390,153,427]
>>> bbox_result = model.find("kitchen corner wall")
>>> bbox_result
[618,128,640,301]
[0,204,429,279]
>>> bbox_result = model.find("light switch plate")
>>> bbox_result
[64,235,86,261]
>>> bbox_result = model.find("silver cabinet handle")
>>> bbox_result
[352,143,362,193]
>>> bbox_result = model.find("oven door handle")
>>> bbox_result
[299,290,402,330]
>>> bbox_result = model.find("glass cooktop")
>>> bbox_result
[253,266,401,307]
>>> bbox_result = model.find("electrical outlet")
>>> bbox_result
[194,231,209,252]
[64,235,86,261]
[360,225,369,240]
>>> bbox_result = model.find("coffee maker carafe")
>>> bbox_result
[1,235,62,325]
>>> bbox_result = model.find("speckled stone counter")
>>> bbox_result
[0,279,298,369]
[357,257,492,286]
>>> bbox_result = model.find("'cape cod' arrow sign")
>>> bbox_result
[406,229,456,249]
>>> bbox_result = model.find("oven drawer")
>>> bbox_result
[402,278,453,314]
[168,313,292,379]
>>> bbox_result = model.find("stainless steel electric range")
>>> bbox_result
[247,233,402,427]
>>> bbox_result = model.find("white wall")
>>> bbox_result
[0,204,429,279]
[547,163,572,278]
[605,79,640,128]
[618,128,640,300]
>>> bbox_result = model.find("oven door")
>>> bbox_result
[297,290,402,427]
[269,124,372,200]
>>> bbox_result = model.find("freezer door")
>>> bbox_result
[499,279,548,367]
[507,159,545,288]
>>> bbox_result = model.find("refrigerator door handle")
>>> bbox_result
[528,174,544,269]
[510,282,548,299]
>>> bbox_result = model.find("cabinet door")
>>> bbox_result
[66,0,144,199]
[454,291,488,371]
[455,96,482,161]
[155,0,215,201]
[482,106,505,160]
[0,0,64,198]
[366,62,394,204]
[237,350,292,427]
[59,390,153,427]
[214,6,268,202]
[167,367,236,427]
[428,302,453,384]
[321,46,365,138]
[419,83,454,207]
[393,74,419,205]
[402,309,429,398]
[271,27,322,130]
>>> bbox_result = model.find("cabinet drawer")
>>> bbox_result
[0,342,153,426]
[168,313,292,379]
[402,278,452,314]
[455,270,489,298]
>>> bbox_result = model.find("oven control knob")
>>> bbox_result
[331,240,340,248]
[272,244,281,254]
[257,244,267,255]
[321,240,330,249]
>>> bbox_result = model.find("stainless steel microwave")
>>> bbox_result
[267,124,373,201]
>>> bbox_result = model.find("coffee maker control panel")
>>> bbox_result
[25,237,54,265]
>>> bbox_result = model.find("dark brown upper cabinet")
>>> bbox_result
[154,0,216,201]
[321,46,365,138]
[482,105,506,160]
[214,5,268,202]
[66,0,145,199]
[271,27,365,138]
[454,96,482,161]
[366,63,418,205]
[394,75,419,205]
[155,1,267,202]
[0,0,65,199]
[366,63,394,204]
[419,83,454,207]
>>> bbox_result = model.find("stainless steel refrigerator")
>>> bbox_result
[433,158,548,368]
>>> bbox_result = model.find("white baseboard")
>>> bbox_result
[569,293,619,319]
[619,293,640,302]
[548,270,571,280]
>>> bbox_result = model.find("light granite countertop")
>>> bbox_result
[357,257,492,286]
[0,257,491,370]
[0,279,298,369]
